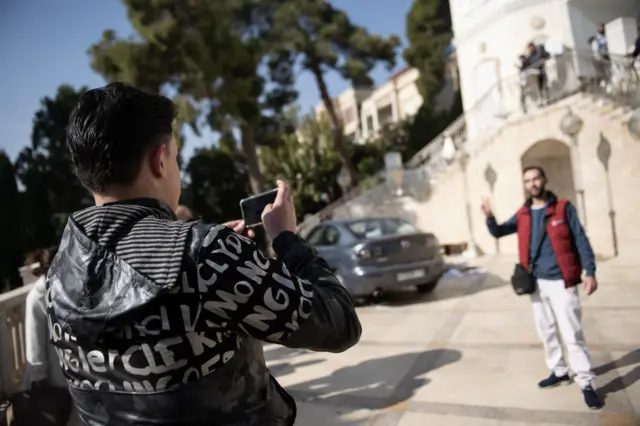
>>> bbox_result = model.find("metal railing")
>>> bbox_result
[297,49,639,232]
[0,285,31,397]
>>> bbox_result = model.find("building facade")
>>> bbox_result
[302,0,640,260]
[452,0,639,142]
[315,67,456,144]
[314,86,374,143]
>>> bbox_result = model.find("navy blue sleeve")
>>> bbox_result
[486,213,517,238]
[565,202,596,276]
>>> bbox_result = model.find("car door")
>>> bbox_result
[312,225,342,270]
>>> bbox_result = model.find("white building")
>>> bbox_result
[315,67,457,143]
[314,86,375,142]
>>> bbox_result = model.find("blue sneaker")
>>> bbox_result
[582,386,604,409]
[538,373,571,388]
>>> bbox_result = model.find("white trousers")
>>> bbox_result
[530,278,595,388]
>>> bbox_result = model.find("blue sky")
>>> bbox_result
[0,0,412,162]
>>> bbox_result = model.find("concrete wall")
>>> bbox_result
[334,94,639,259]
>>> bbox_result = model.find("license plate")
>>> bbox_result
[397,269,425,282]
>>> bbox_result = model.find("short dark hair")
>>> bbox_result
[66,83,176,193]
[26,246,59,277]
[523,165,546,179]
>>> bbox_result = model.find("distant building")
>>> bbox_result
[314,67,456,144]
[314,86,375,143]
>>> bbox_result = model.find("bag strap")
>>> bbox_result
[0,397,12,426]
[529,214,550,273]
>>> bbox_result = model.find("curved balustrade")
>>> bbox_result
[0,285,31,397]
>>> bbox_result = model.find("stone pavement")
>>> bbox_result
[264,256,640,426]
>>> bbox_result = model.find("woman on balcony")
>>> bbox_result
[23,246,66,389]
[22,246,79,425]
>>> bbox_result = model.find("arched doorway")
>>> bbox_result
[520,139,577,206]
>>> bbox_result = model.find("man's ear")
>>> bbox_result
[149,144,167,178]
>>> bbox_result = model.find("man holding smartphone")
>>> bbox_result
[46,83,362,426]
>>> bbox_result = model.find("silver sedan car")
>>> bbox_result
[304,217,445,301]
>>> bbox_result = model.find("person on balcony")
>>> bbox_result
[24,246,81,425]
[46,82,361,426]
[23,246,66,389]
[589,23,611,86]
[626,29,640,60]
[480,166,603,410]
[522,42,550,106]
[517,54,530,113]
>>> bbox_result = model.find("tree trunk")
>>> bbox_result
[310,64,359,190]
[240,123,266,194]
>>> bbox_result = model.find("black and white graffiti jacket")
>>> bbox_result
[46,198,361,426]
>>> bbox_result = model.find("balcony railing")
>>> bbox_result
[297,49,639,232]
[0,264,39,398]
[0,285,31,397]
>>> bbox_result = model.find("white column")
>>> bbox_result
[372,107,380,134]
[570,137,588,230]
[605,17,637,56]
[460,154,478,259]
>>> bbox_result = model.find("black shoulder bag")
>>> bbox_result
[510,215,549,295]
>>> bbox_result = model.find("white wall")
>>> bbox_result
[454,0,568,117]
[452,0,640,120]
[567,0,639,53]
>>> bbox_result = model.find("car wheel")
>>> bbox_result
[353,297,370,307]
[416,280,438,294]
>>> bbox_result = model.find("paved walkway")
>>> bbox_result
[264,256,640,426]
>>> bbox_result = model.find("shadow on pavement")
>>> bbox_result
[593,349,640,400]
[268,358,327,378]
[263,345,310,361]
[294,402,386,426]
[374,268,507,307]
[284,349,462,410]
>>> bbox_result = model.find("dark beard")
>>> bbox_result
[529,186,546,198]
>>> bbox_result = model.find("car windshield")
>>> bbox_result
[346,218,419,240]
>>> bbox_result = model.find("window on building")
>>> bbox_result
[366,115,374,132]
[378,104,394,126]
[342,107,355,124]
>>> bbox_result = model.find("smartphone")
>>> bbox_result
[240,188,278,228]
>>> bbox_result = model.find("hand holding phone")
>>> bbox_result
[240,188,278,228]
[240,180,296,239]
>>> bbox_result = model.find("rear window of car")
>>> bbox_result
[346,219,418,239]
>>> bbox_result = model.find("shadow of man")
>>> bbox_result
[268,359,327,378]
[593,349,640,400]
[284,349,462,410]
[378,270,505,307]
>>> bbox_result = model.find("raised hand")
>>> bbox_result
[480,196,493,217]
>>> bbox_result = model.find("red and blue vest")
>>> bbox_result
[516,198,582,288]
